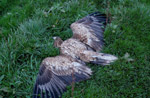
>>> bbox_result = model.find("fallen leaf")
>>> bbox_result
[124,52,130,58]
[122,52,134,62]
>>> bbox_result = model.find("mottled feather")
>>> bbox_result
[33,55,92,98]
[33,12,118,98]
[71,12,107,52]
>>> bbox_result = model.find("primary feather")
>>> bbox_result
[71,12,107,52]
[33,55,92,98]
[33,12,118,98]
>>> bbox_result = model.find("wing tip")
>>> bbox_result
[89,11,107,25]
[89,11,103,16]
[33,82,40,98]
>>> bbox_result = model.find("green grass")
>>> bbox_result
[0,0,150,98]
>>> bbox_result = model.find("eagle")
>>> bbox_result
[33,12,118,98]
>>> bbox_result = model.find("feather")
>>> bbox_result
[33,12,118,98]
[80,50,118,65]
[33,56,92,98]
[71,12,107,51]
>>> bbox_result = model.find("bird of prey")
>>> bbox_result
[33,12,118,98]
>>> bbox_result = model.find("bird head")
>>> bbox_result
[53,36,63,48]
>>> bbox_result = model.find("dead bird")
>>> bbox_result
[33,12,118,98]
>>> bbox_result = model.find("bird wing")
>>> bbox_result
[33,55,92,98]
[71,12,107,52]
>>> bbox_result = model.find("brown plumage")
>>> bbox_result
[71,12,106,52]
[33,55,92,98]
[56,38,117,65]
[33,12,118,98]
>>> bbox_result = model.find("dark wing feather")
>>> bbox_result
[33,56,92,98]
[71,12,107,52]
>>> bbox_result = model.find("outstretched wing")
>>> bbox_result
[71,12,107,52]
[33,55,92,98]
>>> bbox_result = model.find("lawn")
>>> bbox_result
[0,0,150,98]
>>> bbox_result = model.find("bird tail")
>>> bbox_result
[80,51,118,65]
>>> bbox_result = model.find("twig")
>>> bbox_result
[106,1,111,24]
[71,68,75,98]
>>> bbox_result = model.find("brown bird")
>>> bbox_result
[33,12,118,98]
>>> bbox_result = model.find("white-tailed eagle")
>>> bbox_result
[33,12,118,98]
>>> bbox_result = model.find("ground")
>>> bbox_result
[0,0,150,98]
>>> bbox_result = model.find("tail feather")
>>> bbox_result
[80,51,118,65]
[92,53,118,65]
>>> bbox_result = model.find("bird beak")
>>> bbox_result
[53,37,57,40]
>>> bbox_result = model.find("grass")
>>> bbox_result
[0,0,150,98]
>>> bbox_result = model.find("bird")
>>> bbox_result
[33,12,118,98]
